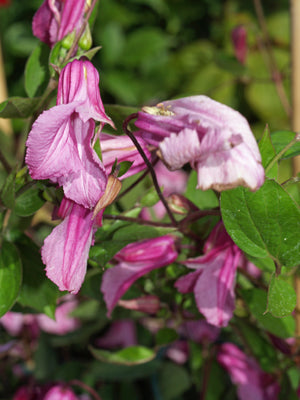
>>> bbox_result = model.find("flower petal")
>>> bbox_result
[42,203,94,294]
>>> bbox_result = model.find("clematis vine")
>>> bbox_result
[26,58,114,209]
[217,343,280,400]
[101,236,178,316]
[32,0,87,48]
[134,95,264,192]
[175,222,242,327]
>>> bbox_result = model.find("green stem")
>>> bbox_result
[265,132,300,174]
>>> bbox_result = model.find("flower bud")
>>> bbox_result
[118,295,161,314]
[167,194,197,215]
[231,25,247,65]
[78,25,92,50]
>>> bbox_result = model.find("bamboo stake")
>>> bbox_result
[0,39,12,135]
[290,0,300,343]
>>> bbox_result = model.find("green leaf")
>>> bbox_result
[242,288,295,338]
[259,125,278,179]
[1,169,16,209]
[25,43,50,98]
[89,240,130,267]
[156,327,178,346]
[73,46,102,61]
[0,97,41,118]
[185,170,219,209]
[271,131,300,160]
[158,362,191,400]
[15,185,45,216]
[117,161,134,177]
[89,345,155,365]
[17,236,59,317]
[113,223,160,242]
[0,241,22,317]
[221,180,300,268]
[267,273,297,317]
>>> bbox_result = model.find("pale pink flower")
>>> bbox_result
[96,320,137,349]
[175,222,241,327]
[135,96,264,191]
[217,343,280,400]
[0,312,39,337]
[37,295,80,335]
[26,59,113,209]
[100,132,149,179]
[118,295,161,314]
[101,236,178,316]
[32,0,86,47]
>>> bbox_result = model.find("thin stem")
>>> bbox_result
[69,379,102,400]
[265,132,300,173]
[179,209,220,228]
[64,0,98,62]
[0,149,11,173]
[116,156,159,201]
[103,213,175,228]
[253,0,291,117]
[123,114,177,226]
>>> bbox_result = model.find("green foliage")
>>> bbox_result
[0,97,41,118]
[90,345,156,365]
[267,273,297,317]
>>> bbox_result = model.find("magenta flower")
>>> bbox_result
[37,295,80,335]
[96,320,137,349]
[217,343,280,400]
[101,236,178,316]
[42,198,102,294]
[26,59,114,209]
[135,96,264,191]
[100,132,149,179]
[232,25,248,65]
[175,222,241,327]
[44,385,78,400]
[32,0,86,47]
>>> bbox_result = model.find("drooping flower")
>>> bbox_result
[96,320,137,349]
[101,236,178,316]
[231,25,248,65]
[135,96,264,192]
[217,343,280,400]
[100,132,149,179]
[44,385,78,400]
[26,59,114,209]
[37,295,80,335]
[175,222,241,327]
[42,197,102,294]
[32,0,86,47]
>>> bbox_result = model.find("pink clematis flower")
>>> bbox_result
[44,385,78,400]
[100,132,149,179]
[42,197,103,294]
[37,295,80,335]
[175,222,241,327]
[232,25,248,65]
[217,343,280,400]
[26,59,114,209]
[96,320,137,349]
[32,0,86,47]
[101,236,178,316]
[135,96,264,192]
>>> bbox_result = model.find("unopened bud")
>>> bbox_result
[61,30,76,50]
[78,24,92,51]
[167,194,198,215]
[93,175,122,219]
[231,25,247,65]
[118,295,160,314]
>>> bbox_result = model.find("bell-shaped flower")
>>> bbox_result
[135,96,264,192]
[101,236,178,316]
[100,132,149,179]
[32,0,86,47]
[42,198,103,294]
[26,59,114,208]
[217,343,280,400]
[175,223,241,327]
[96,320,137,349]
[44,385,78,400]
[37,295,80,335]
